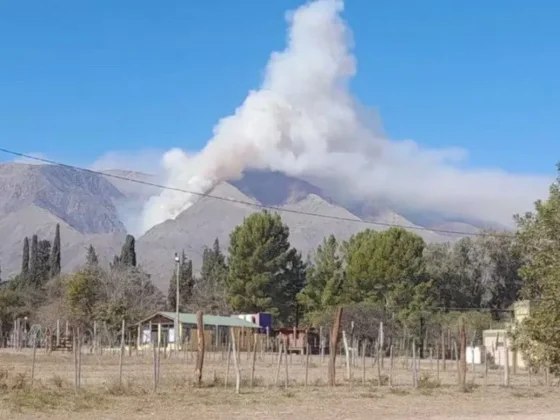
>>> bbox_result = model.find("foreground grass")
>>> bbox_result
[1,372,555,416]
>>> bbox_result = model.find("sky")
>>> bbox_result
[1,0,558,173]
[0,0,558,229]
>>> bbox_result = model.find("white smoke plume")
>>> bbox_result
[141,0,551,233]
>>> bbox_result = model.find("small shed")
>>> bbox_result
[136,311,260,350]
[276,328,318,354]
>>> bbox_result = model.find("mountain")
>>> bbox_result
[0,162,476,289]
[230,170,329,205]
[0,163,126,278]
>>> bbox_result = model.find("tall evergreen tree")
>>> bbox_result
[344,227,433,334]
[86,244,99,266]
[227,210,302,323]
[111,235,137,269]
[21,237,30,275]
[194,238,229,314]
[36,239,51,286]
[49,224,61,278]
[120,235,137,267]
[29,234,39,285]
[298,235,345,317]
[167,251,195,311]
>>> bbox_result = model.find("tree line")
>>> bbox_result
[1,165,560,372]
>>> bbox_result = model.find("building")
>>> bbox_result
[276,327,320,354]
[482,300,532,369]
[136,311,260,350]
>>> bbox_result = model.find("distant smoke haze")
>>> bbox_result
[127,0,551,233]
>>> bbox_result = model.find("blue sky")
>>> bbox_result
[0,0,558,175]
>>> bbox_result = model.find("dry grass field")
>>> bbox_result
[1,348,559,419]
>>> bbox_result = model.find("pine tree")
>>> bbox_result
[298,235,344,317]
[227,210,303,323]
[167,251,195,312]
[21,237,30,275]
[86,244,99,266]
[49,224,61,278]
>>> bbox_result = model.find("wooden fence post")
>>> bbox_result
[504,346,510,386]
[328,307,343,387]
[459,322,467,392]
[194,311,205,385]
[225,341,232,388]
[412,341,418,388]
[389,345,394,387]
[31,331,37,387]
[230,327,241,394]
[119,319,125,387]
[342,330,350,381]
[250,333,257,387]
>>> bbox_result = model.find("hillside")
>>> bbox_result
[0,162,474,289]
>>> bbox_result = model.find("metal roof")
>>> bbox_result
[141,311,260,328]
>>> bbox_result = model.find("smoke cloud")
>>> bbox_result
[140,0,551,233]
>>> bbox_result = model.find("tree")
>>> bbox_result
[25,235,51,288]
[167,251,195,312]
[227,210,302,323]
[112,235,137,268]
[49,224,61,278]
[21,237,29,275]
[193,238,230,314]
[86,245,99,266]
[281,250,306,326]
[65,269,101,327]
[298,235,346,319]
[28,234,38,285]
[343,227,432,334]
[512,165,560,372]
[36,239,52,287]
[121,234,137,267]
[0,288,27,329]
[424,232,522,312]
[96,265,164,328]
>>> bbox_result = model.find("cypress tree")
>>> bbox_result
[167,251,195,311]
[29,234,38,285]
[49,224,61,278]
[86,244,99,266]
[21,237,30,274]
[37,239,51,286]
[120,235,136,267]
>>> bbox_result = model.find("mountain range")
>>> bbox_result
[0,162,484,290]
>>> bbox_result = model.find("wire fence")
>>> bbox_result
[0,315,553,393]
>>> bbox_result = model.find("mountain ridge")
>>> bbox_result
[0,162,481,289]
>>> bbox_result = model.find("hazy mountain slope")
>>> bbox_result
[102,169,162,202]
[0,205,125,279]
[0,163,478,288]
[136,182,258,290]
[0,163,128,279]
[231,170,329,205]
[0,163,126,234]
[137,181,382,289]
[277,193,366,252]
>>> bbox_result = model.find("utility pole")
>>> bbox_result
[174,252,181,350]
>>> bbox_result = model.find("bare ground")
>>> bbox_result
[1,348,558,419]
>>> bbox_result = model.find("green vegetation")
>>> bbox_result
[6,164,560,376]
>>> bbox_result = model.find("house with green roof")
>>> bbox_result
[136,311,260,351]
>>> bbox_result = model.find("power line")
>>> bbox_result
[0,147,514,238]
